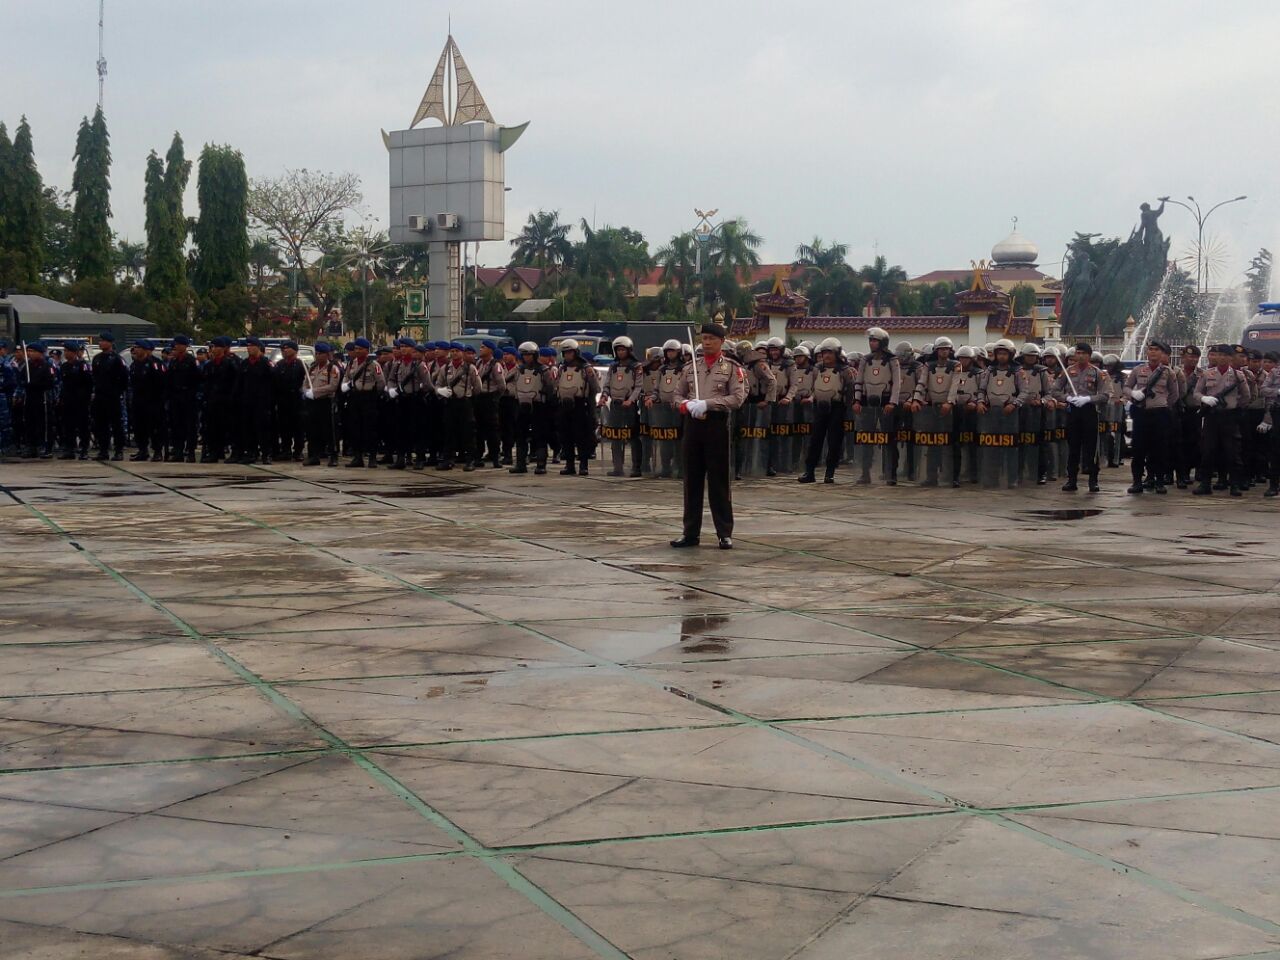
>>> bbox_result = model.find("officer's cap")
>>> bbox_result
[1265,351,1280,362]
[462,343,477,354]
[0,338,11,349]
[134,338,154,351]
[501,345,518,356]
[245,336,263,348]
[449,341,465,351]
[1073,342,1093,354]
[171,334,191,346]
[97,331,115,343]
[376,346,392,356]
[1148,339,1171,355]
[211,335,232,348]
[353,337,372,350]
[1182,344,1201,357]
[343,341,356,351]
[1248,349,1263,360]
[315,341,332,354]
[26,340,47,353]
[281,339,299,351]
[64,339,85,352]
[1233,344,1247,354]
[481,339,497,351]
[538,346,557,357]
[700,321,727,340]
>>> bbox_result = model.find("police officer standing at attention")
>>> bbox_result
[474,340,506,469]
[342,337,385,468]
[509,341,554,474]
[127,339,166,461]
[554,338,600,476]
[272,340,307,461]
[797,338,854,485]
[671,321,747,550]
[57,341,93,460]
[303,342,341,467]
[237,337,275,465]
[599,335,644,477]
[91,331,128,461]
[1124,340,1176,495]
[1052,342,1109,492]
[165,335,201,462]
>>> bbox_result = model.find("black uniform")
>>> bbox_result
[128,353,166,460]
[236,354,275,463]
[201,354,240,462]
[58,355,94,458]
[91,349,129,458]
[18,354,56,456]
[272,357,307,460]
[165,352,202,461]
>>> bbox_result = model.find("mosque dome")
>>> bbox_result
[991,226,1039,267]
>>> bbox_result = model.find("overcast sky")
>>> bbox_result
[6,0,1278,288]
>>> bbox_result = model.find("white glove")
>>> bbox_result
[340,381,351,394]
[1069,395,1091,407]
[387,387,399,399]
[1257,421,1272,434]
[1130,389,1146,402]
[687,399,708,419]
[436,387,452,399]
[302,388,314,400]
[598,396,611,408]
[1199,395,1219,408]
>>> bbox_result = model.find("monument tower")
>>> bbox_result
[386,35,527,341]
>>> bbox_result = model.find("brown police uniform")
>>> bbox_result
[676,351,747,542]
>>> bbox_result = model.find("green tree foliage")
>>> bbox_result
[1,118,45,287]
[859,255,907,312]
[114,239,145,281]
[654,232,698,301]
[143,132,190,324]
[39,187,75,286]
[1061,224,1170,336]
[1008,283,1037,317]
[569,221,652,312]
[70,107,114,281]
[793,238,865,316]
[192,144,249,295]
[465,281,511,326]
[1245,248,1273,307]
[510,210,572,269]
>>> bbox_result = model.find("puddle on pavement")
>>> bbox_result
[1019,509,1104,521]
[682,638,731,654]
[680,613,733,654]
[1184,548,1244,557]
[372,487,469,498]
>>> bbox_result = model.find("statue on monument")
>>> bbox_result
[1138,197,1168,245]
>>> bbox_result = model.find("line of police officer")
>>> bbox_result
[6,327,1277,499]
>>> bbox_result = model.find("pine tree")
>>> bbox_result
[70,107,113,281]
[144,132,189,305]
[0,123,12,246]
[9,117,46,285]
[192,144,249,295]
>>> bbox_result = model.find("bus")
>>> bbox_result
[1242,304,1280,349]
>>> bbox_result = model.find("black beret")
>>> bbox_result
[700,321,727,340]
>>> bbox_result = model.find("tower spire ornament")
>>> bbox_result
[410,35,495,128]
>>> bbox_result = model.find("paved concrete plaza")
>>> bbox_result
[2,461,1280,959]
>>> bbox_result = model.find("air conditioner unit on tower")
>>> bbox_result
[407,215,430,233]
[437,212,460,231]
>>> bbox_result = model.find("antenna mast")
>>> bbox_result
[96,0,107,109]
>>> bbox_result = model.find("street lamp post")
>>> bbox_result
[692,208,722,313]
[1163,194,1247,294]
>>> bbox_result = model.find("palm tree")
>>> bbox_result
[794,237,849,275]
[860,255,908,312]
[115,239,146,282]
[707,218,762,282]
[654,232,698,299]
[510,210,572,270]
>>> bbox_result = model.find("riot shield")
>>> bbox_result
[842,399,857,464]
[914,404,954,486]
[650,403,681,479]
[602,401,637,474]
[854,403,894,483]
[1018,403,1044,483]
[791,401,813,469]
[978,404,1020,488]
[769,401,795,473]
[735,401,772,477]
[638,400,653,474]
[955,404,980,485]
[894,406,916,482]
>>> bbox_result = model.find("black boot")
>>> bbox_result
[327,455,338,467]
[129,451,148,462]
[1062,477,1078,492]
[1192,481,1211,495]
[1265,483,1279,498]
[579,459,589,477]
[391,455,406,470]
[797,470,816,484]
[534,463,546,475]
[305,456,321,466]
[346,456,364,468]
[823,470,835,484]
[1088,476,1100,493]
[59,449,76,460]
[111,450,124,461]
[560,463,576,475]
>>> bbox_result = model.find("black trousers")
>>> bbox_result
[557,398,594,466]
[346,392,379,459]
[1065,404,1099,479]
[682,412,733,540]
[499,395,518,459]
[238,401,272,460]
[1175,408,1201,483]
[473,393,500,464]
[514,402,547,466]
[392,393,423,458]
[92,394,126,453]
[1130,407,1171,485]
[21,392,51,452]
[276,398,304,457]
[443,396,475,465]
[307,397,336,459]
[1241,408,1266,479]
[168,396,198,458]
[202,398,233,459]
[805,402,844,476]
[61,397,91,454]
[1200,409,1241,487]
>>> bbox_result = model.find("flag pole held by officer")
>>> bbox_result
[670,321,747,550]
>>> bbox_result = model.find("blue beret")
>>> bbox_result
[0,338,11,349]
[538,346,556,357]
[281,340,298,350]
[314,341,332,354]
[171,334,191,346]
[501,345,518,355]
[212,335,232,348]
[481,339,497,351]
[462,343,477,353]
[27,340,47,353]
[98,331,115,343]
[376,346,392,355]
[353,337,372,349]
[449,341,464,350]
[134,338,154,350]
[580,351,595,361]
[63,340,85,351]
[245,336,263,348]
